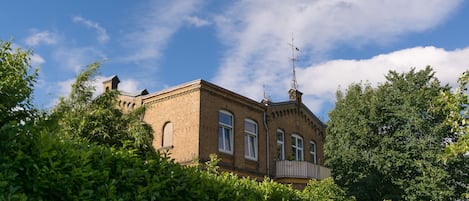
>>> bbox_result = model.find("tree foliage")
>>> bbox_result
[436,70,469,198]
[437,70,469,156]
[325,67,463,200]
[300,178,353,201]
[52,62,154,153]
[0,40,37,127]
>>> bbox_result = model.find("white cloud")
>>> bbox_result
[73,16,110,44]
[211,0,463,114]
[24,30,57,46]
[121,0,203,62]
[185,16,211,27]
[299,46,469,114]
[52,47,106,73]
[30,53,45,66]
[119,79,141,94]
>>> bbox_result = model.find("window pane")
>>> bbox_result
[249,135,256,158]
[245,120,256,133]
[224,129,231,151]
[219,112,232,125]
[277,130,284,142]
[292,146,297,160]
[310,142,316,152]
[245,135,249,155]
[277,144,285,160]
[277,130,284,160]
[251,136,257,158]
[310,141,316,164]
[218,127,224,149]
[245,133,257,159]
[219,126,232,152]
[163,122,173,147]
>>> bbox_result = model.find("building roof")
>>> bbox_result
[102,75,120,83]
[269,101,326,127]
[142,79,266,111]
[114,77,324,126]
[121,89,149,97]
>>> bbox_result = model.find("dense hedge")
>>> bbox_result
[0,125,353,201]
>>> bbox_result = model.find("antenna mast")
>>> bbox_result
[288,34,299,90]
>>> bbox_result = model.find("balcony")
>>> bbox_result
[275,160,331,180]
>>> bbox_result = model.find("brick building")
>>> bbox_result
[103,76,330,188]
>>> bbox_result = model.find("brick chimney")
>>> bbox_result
[288,88,302,105]
[102,75,120,92]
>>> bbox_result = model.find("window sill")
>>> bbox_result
[158,145,174,151]
[245,156,258,162]
[218,149,233,155]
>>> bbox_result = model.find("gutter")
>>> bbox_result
[263,110,270,176]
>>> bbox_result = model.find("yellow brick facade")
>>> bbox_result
[103,76,329,188]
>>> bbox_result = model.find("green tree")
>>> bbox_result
[52,62,154,154]
[0,40,38,200]
[0,40,37,127]
[436,70,469,198]
[437,70,469,156]
[325,67,455,200]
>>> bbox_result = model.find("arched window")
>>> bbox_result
[309,140,317,164]
[162,122,173,147]
[291,134,304,161]
[244,119,258,160]
[218,110,233,154]
[127,102,132,110]
[277,129,285,160]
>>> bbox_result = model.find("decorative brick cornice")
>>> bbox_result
[144,88,200,106]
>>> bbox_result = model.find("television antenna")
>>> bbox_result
[288,34,300,90]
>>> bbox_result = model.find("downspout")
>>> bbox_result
[263,110,270,176]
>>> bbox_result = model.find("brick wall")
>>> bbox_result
[109,78,327,181]
[143,83,201,163]
[198,83,267,177]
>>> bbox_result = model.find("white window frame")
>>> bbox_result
[291,134,304,161]
[218,110,234,154]
[309,140,317,164]
[277,129,285,160]
[244,119,258,161]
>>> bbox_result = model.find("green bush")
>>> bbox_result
[1,128,353,201]
[300,178,354,201]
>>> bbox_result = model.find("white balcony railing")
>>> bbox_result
[275,160,331,180]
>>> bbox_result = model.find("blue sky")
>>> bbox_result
[2,0,469,121]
